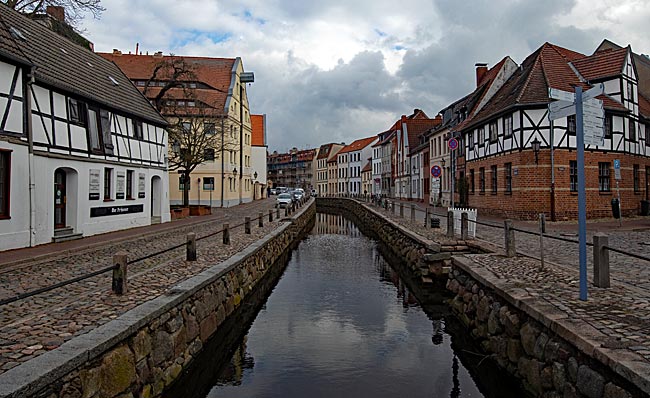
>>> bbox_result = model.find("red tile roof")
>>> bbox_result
[362,160,372,173]
[338,136,377,154]
[572,47,628,82]
[251,114,265,146]
[98,53,235,115]
[639,94,650,119]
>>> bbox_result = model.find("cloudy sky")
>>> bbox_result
[80,0,650,152]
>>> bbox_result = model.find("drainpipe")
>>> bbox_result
[550,120,556,221]
[26,67,36,247]
[239,82,243,204]
[220,116,225,207]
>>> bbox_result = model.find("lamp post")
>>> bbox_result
[252,171,258,200]
[197,177,201,206]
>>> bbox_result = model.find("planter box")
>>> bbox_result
[189,206,212,216]
[171,207,190,220]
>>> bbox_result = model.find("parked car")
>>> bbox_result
[292,190,304,202]
[276,193,293,208]
[270,188,277,195]
[310,189,317,197]
[278,186,288,194]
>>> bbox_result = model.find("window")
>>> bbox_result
[567,115,576,135]
[646,123,650,147]
[179,176,190,191]
[627,80,634,102]
[0,150,10,217]
[204,148,215,161]
[126,170,134,199]
[629,118,637,142]
[505,163,512,194]
[136,81,146,87]
[468,132,474,149]
[479,167,485,193]
[634,164,640,193]
[489,121,498,142]
[570,160,578,192]
[87,109,101,152]
[604,114,612,139]
[100,110,113,154]
[470,169,475,194]
[203,177,215,191]
[478,127,485,144]
[133,120,143,140]
[503,115,513,138]
[598,162,611,192]
[491,165,498,193]
[104,168,113,200]
[68,98,85,125]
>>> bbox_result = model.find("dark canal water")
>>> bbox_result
[166,213,525,398]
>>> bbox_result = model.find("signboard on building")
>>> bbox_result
[138,173,146,198]
[614,159,621,180]
[116,172,125,199]
[90,204,144,217]
[89,169,100,200]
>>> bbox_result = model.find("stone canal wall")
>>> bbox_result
[447,258,646,398]
[0,200,315,398]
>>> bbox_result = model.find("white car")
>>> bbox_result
[276,193,293,208]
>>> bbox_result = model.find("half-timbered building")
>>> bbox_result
[458,42,650,220]
[0,6,170,251]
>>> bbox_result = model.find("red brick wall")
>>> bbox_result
[464,149,650,220]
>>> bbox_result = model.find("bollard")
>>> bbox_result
[400,203,404,218]
[245,217,251,234]
[461,212,469,240]
[593,233,610,288]
[223,223,230,245]
[539,213,545,270]
[285,206,289,217]
[392,201,397,215]
[446,211,455,238]
[277,207,280,218]
[112,251,128,295]
[504,220,515,257]
[259,212,264,227]
[269,209,273,222]
[186,232,197,261]
[411,204,415,222]
[424,208,429,228]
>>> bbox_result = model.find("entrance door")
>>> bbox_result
[54,169,66,229]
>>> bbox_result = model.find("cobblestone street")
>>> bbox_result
[0,199,285,373]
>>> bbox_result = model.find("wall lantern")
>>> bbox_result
[531,137,541,165]
[233,167,238,177]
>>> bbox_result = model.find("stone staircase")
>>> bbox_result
[52,227,82,243]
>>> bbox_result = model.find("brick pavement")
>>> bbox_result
[361,199,650,372]
[0,198,287,373]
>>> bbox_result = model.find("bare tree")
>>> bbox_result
[3,0,105,25]
[144,56,237,207]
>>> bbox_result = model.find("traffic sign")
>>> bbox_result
[431,165,442,178]
[614,159,621,180]
[448,138,458,151]
[431,177,440,196]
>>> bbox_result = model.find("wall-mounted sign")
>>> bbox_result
[90,204,144,218]
[89,169,100,200]
[116,172,125,199]
[138,173,146,198]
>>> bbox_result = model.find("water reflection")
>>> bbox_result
[170,213,523,398]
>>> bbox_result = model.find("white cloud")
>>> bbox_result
[81,0,650,151]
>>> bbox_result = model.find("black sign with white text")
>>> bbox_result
[90,204,144,218]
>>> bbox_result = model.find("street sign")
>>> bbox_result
[614,159,621,180]
[431,165,442,178]
[448,138,458,151]
[582,83,605,101]
[549,88,575,102]
[431,177,440,196]
[548,100,576,120]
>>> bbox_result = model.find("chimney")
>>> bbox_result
[153,51,163,58]
[135,42,139,56]
[46,6,65,22]
[475,63,488,86]
[112,49,122,56]
[413,108,421,115]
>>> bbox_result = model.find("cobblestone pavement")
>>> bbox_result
[361,199,650,365]
[0,198,287,373]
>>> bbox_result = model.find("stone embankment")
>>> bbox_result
[317,198,649,398]
[0,200,315,398]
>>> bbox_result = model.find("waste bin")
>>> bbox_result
[611,198,621,219]
[641,200,650,216]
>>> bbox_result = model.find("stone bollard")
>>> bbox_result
[461,212,469,240]
[186,232,197,261]
[269,209,273,222]
[504,220,515,257]
[259,212,264,227]
[446,211,455,238]
[276,207,280,218]
[285,206,289,217]
[593,233,610,288]
[424,208,429,228]
[411,204,416,222]
[245,217,251,234]
[400,203,404,218]
[223,223,230,245]
[392,201,397,215]
[112,251,128,295]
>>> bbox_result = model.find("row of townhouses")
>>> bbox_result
[310,40,650,221]
[0,5,267,251]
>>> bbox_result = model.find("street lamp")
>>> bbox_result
[531,137,541,165]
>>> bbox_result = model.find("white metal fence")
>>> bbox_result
[448,207,477,238]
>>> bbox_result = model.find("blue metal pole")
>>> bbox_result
[576,86,588,301]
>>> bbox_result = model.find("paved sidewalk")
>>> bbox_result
[0,198,285,373]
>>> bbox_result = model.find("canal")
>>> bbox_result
[166,213,525,397]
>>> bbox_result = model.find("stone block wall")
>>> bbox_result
[447,265,642,398]
[0,201,315,398]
